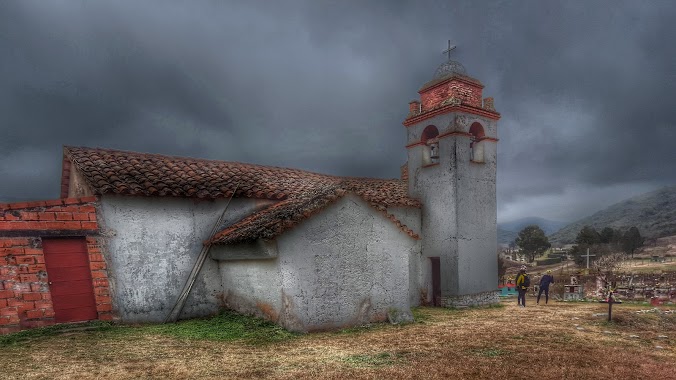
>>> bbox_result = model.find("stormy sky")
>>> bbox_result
[1,0,675,223]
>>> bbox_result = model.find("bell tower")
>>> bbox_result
[403,42,501,307]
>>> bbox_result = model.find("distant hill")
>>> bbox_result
[498,228,518,245]
[499,217,568,236]
[497,217,568,245]
[548,185,676,245]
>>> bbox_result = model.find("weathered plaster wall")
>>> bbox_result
[211,239,281,320]
[67,167,94,198]
[217,255,283,322]
[97,195,269,322]
[455,131,498,296]
[386,207,421,233]
[277,195,415,332]
[407,115,461,298]
[406,110,499,304]
[387,206,424,305]
[210,239,278,261]
[213,195,417,332]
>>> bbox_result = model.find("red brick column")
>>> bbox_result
[86,237,113,320]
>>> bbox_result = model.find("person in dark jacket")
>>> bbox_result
[516,266,528,308]
[537,269,555,305]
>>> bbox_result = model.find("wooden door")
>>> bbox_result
[42,237,98,323]
[431,257,441,307]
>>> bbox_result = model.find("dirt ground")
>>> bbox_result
[1,300,674,380]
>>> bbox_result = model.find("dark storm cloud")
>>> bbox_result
[493,2,676,185]
[1,0,674,222]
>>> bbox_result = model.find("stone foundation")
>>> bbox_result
[442,290,500,308]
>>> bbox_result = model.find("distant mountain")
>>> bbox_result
[548,186,676,245]
[497,217,568,244]
[499,217,568,236]
[498,228,518,245]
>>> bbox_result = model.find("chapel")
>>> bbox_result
[0,48,501,333]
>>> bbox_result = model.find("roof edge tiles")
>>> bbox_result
[62,146,421,245]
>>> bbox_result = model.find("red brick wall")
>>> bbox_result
[0,197,113,334]
[420,78,483,111]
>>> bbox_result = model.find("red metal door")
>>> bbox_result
[42,238,98,323]
[431,257,441,306]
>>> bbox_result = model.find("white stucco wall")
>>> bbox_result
[67,166,94,198]
[212,194,418,332]
[218,256,283,321]
[211,240,282,321]
[387,206,425,306]
[456,137,498,295]
[406,111,499,304]
[97,195,274,322]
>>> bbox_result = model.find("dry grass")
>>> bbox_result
[1,301,674,380]
[619,259,676,273]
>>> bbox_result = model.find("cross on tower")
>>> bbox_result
[442,40,456,61]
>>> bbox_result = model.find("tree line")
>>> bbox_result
[569,225,644,265]
[511,224,644,264]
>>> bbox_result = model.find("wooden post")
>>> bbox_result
[163,184,239,323]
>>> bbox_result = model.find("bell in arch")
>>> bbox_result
[429,140,439,160]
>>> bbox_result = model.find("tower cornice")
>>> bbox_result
[405,132,498,149]
[403,103,501,127]
[419,73,484,93]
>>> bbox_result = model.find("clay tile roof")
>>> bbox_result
[210,184,421,245]
[65,146,341,200]
[65,146,421,244]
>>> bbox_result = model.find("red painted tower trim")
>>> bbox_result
[403,103,500,127]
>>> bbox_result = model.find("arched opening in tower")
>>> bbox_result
[469,122,485,162]
[421,125,440,165]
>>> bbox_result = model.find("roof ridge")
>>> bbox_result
[209,185,349,245]
[62,146,420,212]
[210,191,421,245]
[64,146,403,183]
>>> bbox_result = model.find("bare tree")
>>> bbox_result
[593,253,625,290]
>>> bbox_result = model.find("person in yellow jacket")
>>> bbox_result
[515,266,529,308]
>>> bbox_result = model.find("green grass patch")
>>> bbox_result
[470,347,508,357]
[335,322,389,335]
[548,333,575,344]
[0,320,114,346]
[0,311,295,347]
[142,311,296,345]
[342,352,406,367]
[411,307,432,323]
